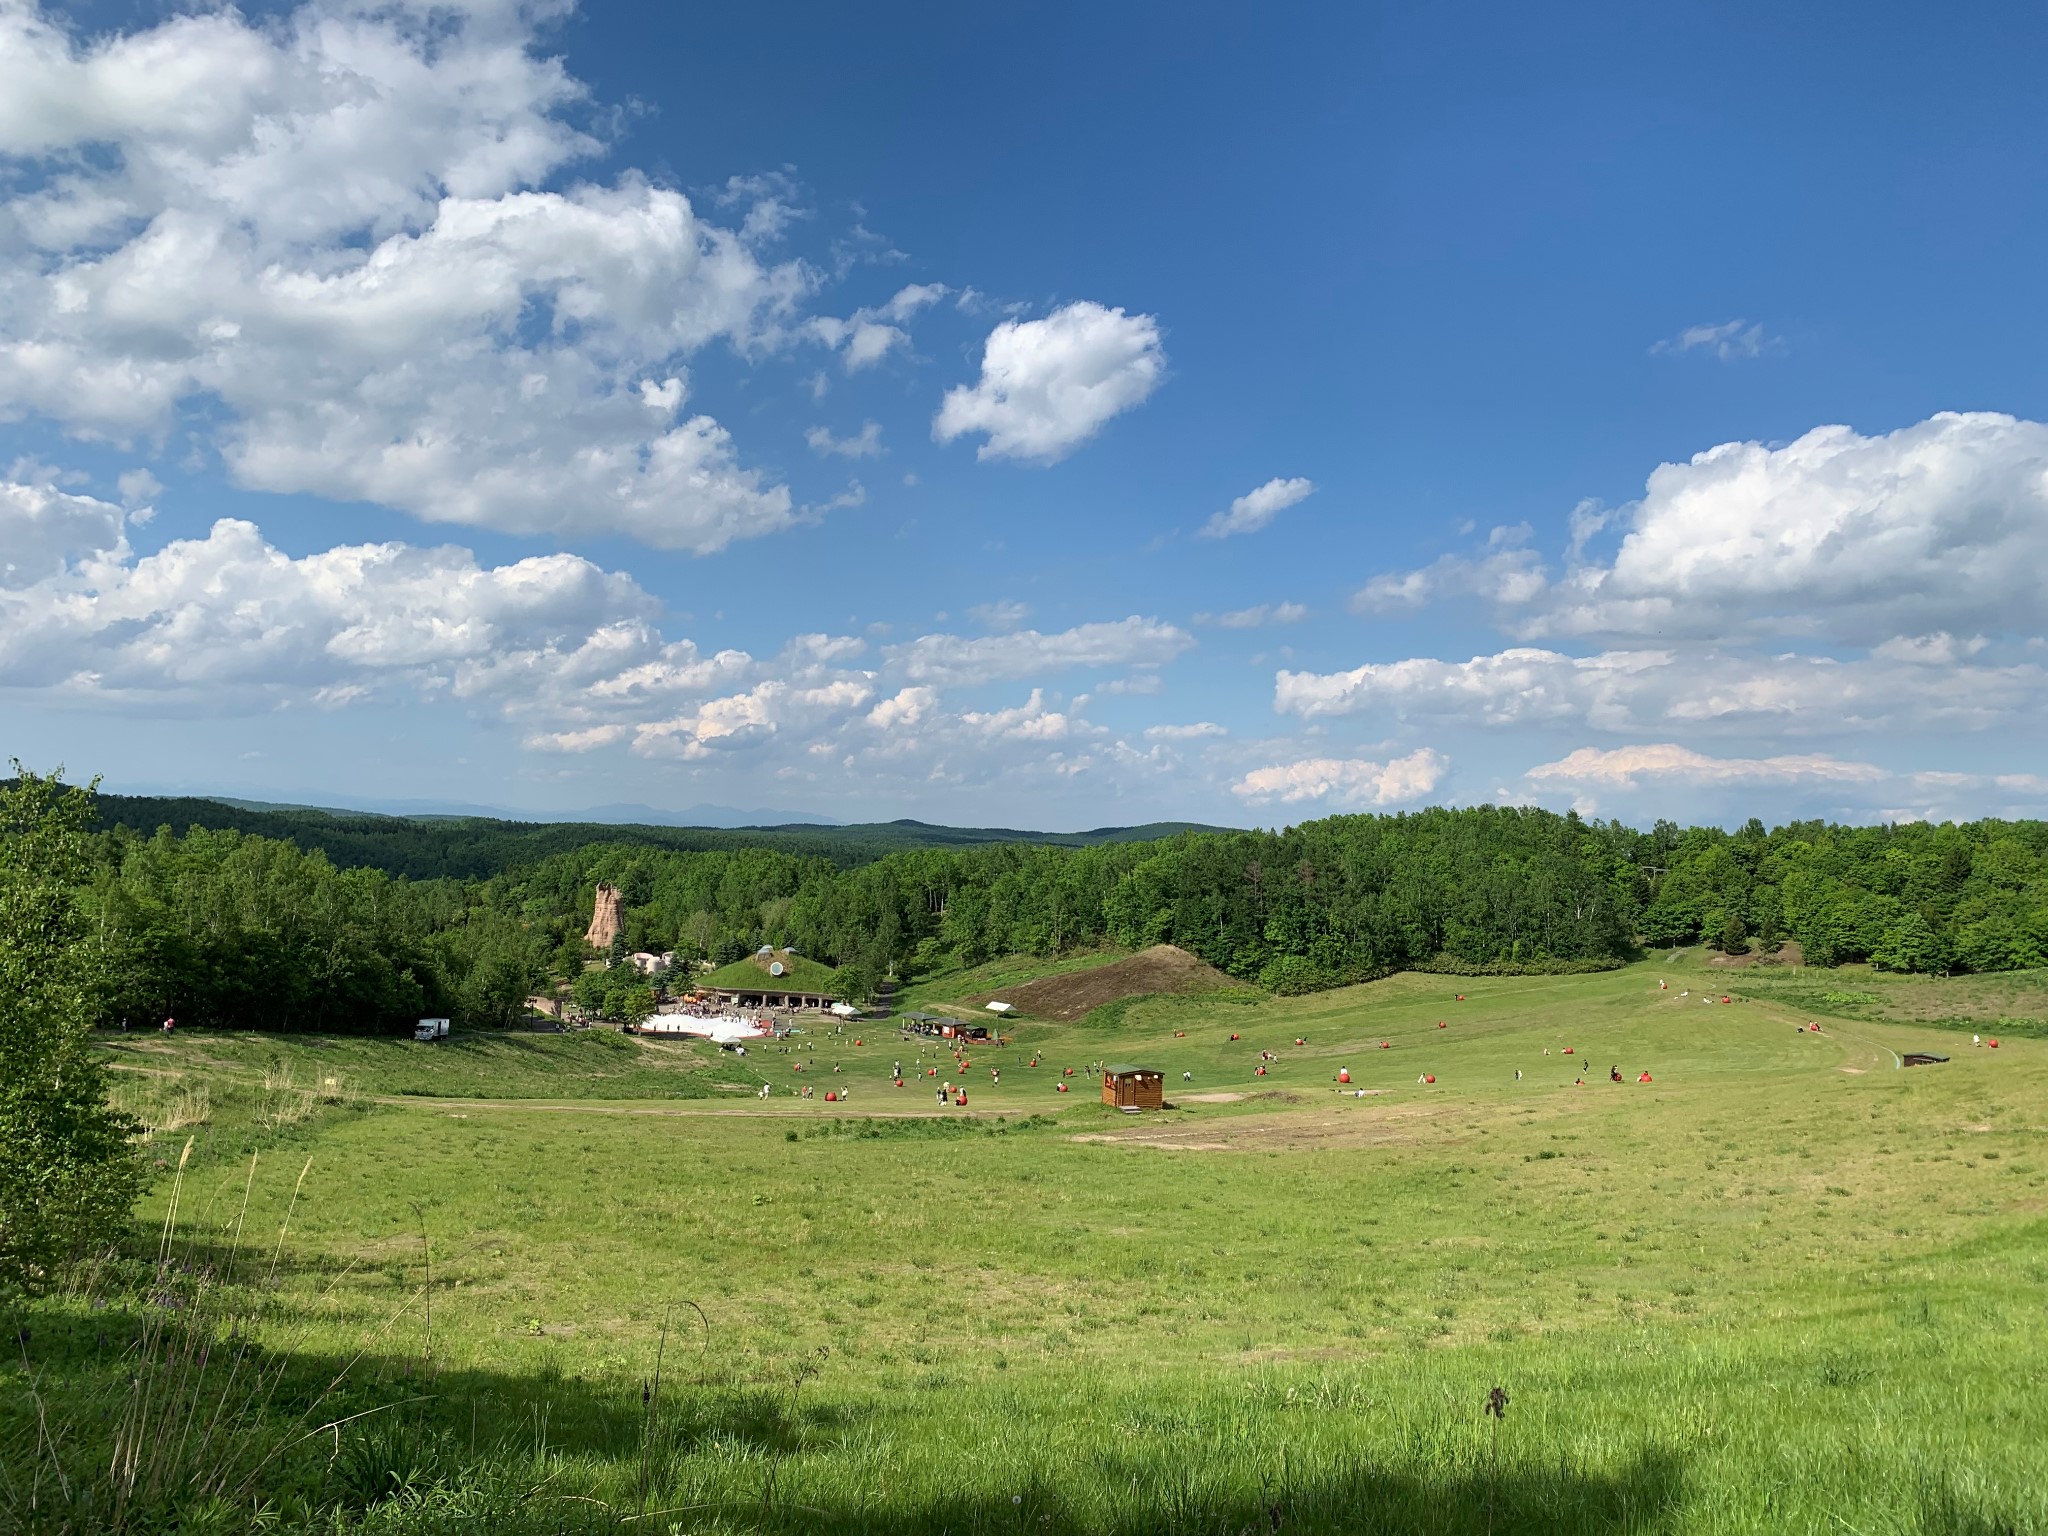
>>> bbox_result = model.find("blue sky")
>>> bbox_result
[4,0,2048,828]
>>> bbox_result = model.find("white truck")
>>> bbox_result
[413,1017,450,1043]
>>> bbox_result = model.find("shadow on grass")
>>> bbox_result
[7,1309,1690,1536]
[7,1313,2029,1536]
[885,1447,1691,1536]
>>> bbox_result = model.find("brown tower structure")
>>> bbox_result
[585,883,624,949]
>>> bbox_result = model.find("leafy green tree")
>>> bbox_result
[571,968,611,1017]
[1872,913,1952,974]
[1716,912,1750,956]
[0,767,142,1293]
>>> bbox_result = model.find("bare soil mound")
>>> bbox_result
[966,944,1247,1021]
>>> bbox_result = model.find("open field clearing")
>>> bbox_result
[8,952,2047,1534]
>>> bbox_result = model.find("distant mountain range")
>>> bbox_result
[197,794,842,827]
[85,789,1235,881]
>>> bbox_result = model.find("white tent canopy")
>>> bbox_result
[829,1002,860,1017]
[985,1000,1016,1014]
[639,1015,770,1045]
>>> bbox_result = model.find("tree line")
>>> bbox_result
[87,792,1227,881]
[41,791,2048,1033]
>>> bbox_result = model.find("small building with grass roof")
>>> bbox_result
[1102,1063,1165,1111]
[701,947,842,1010]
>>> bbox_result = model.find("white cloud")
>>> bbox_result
[806,421,884,458]
[0,504,768,727]
[1274,644,2045,735]
[933,301,1164,462]
[1200,601,1308,629]
[1870,632,1989,665]
[805,282,948,372]
[630,678,876,761]
[1198,476,1314,539]
[0,476,126,588]
[1525,744,1888,791]
[1650,319,1780,361]
[116,469,163,507]
[1521,746,2048,823]
[866,685,939,732]
[1144,722,1227,741]
[889,616,1193,685]
[1233,748,1448,808]
[0,0,818,551]
[1350,525,1545,616]
[1358,413,2048,645]
[1083,673,1165,698]
[0,478,1231,807]
[967,598,1031,630]
[958,688,1087,744]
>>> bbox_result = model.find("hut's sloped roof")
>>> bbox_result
[1103,1064,1163,1077]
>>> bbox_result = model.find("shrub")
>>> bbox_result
[0,765,142,1292]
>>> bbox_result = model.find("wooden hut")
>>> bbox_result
[1102,1064,1165,1112]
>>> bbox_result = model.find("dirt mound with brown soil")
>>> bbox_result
[966,944,1247,1022]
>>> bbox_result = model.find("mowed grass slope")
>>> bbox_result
[13,955,2047,1534]
[102,1023,761,1110]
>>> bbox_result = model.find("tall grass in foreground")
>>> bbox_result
[4,1125,2043,1533]
[11,1244,2043,1534]
[1,1145,432,1535]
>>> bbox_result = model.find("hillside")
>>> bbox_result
[700,951,844,994]
[85,793,1232,881]
[965,943,1252,1021]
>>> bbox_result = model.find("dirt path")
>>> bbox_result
[370,1094,1052,1121]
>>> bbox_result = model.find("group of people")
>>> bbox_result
[755,1014,1668,1110]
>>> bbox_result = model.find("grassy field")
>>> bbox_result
[7,951,2046,1534]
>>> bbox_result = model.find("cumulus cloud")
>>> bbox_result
[1233,748,1448,808]
[0,476,127,588]
[1650,319,1780,361]
[957,688,1088,744]
[116,470,163,508]
[806,283,947,371]
[1273,645,2044,735]
[0,474,1229,808]
[1198,477,1314,539]
[0,501,778,728]
[806,421,884,458]
[933,301,1164,462]
[1199,601,1308,629]
[1526,744,1890,791]
[1356,413,2048,645]
[630,678,875,761]
[1522,743,2048,812]
[888,616,1193,686]
[1144,722,1227,741]
[0,0,820,550]
[1350,524,1545,616]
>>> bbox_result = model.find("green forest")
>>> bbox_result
[55,787,2048,1032]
